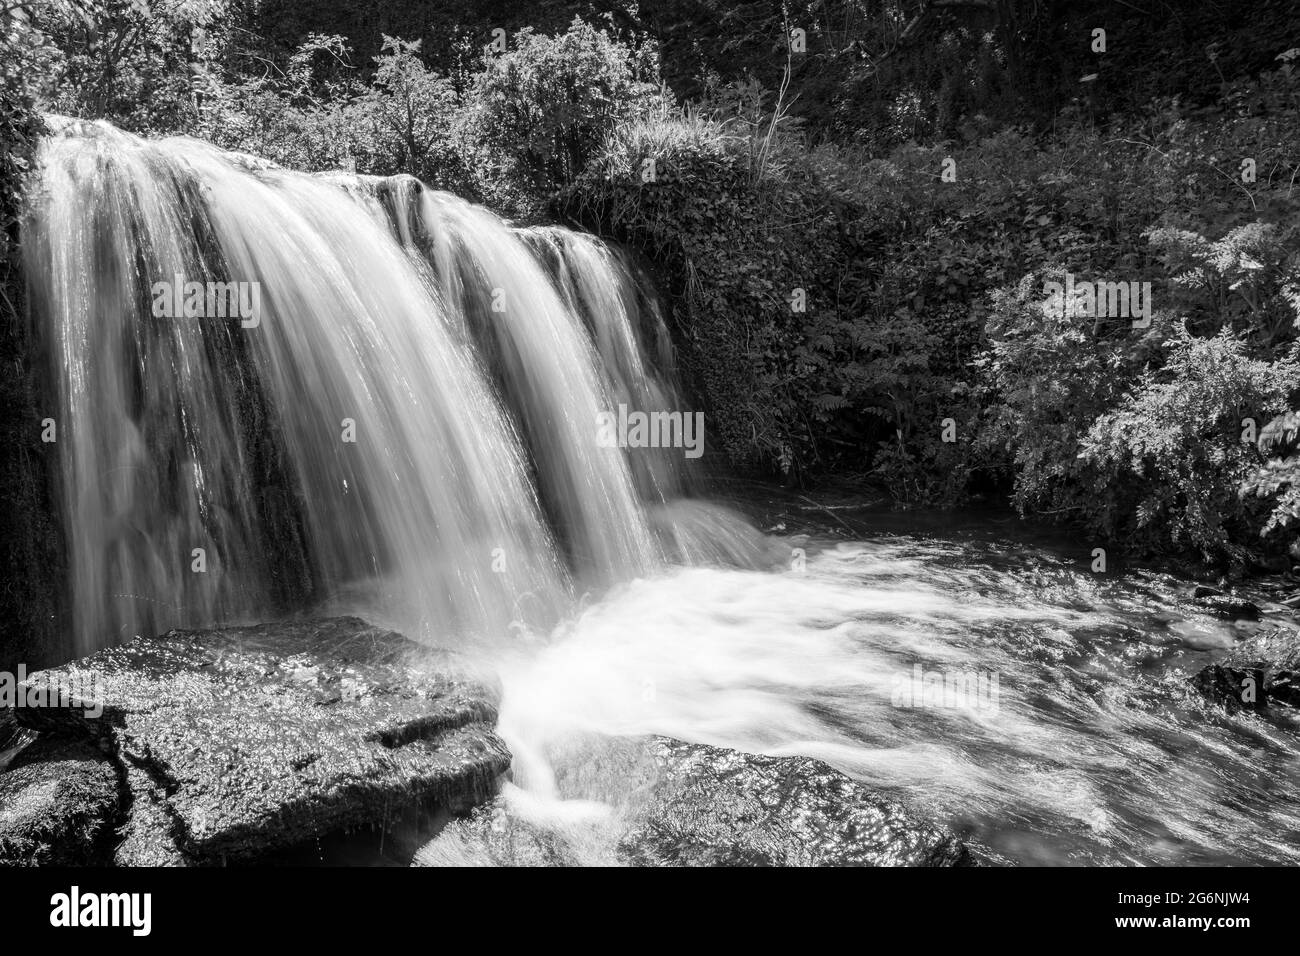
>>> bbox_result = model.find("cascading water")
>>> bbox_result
[522,227,686,503]
[25,118,740,656]
[24,118,1300,867]
[379,184,658,580]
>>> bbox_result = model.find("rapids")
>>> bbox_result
[489,505,1300,865]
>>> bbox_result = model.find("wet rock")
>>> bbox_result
[0,712,37,772]
[111,760,190,867]
[415,735,977,867]
[12,617,509,864]
[1191,626,1300,712]
[1193,594,1261,621]
[1192,585,1222,599]
[0,736,119,865]
[413,796,594,867]
[1190,665,1268,712]
[619,738,973,866]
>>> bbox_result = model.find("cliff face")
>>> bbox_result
[0,90,65,674]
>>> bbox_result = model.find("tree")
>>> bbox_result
[464,17,665,200]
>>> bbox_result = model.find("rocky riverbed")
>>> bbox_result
[1,615,983,866]
[413,735,983,866]
[4,594,1299,866]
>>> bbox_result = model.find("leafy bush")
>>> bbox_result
[32,0,212,135]
[198,33,478,195]
[1146,223,1300,348]
[978,216,1300,565]
[1080,329,1298,564]
[974,268,1166,517]
[352,36,470,191]
[1241,414,1300,546]
[465,18,665,211]
[197,32,362,174]
[562,99,855,478]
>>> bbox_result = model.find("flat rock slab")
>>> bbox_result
[416,735,975,867]
[8,617,509,864]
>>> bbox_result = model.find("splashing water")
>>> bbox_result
[491,530,1300,865]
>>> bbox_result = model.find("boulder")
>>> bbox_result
[0,711,36,772]
[619,738,973,866]
[1190,626,1300,712]
[415,735,977,867]
[0,736,119,865]
[8,617,509,864]
[1192,594,1261,621]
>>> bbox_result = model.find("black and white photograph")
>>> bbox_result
[0,0,1295,932]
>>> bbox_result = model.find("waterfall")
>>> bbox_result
[24,118,758,656]
[24,121,1298,871]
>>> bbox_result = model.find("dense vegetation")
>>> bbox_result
[6,0,1300,586]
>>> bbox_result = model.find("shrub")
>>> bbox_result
[350,36,469,192]
[1080,328,1298,564]
[974,268,1170,521]
[1146,223,1300,348]
[562,103,851,478]
[198,33,362,173]
[32,0,211,135]
[465,18,666,211]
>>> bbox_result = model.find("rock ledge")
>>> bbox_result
[2,617,508,865]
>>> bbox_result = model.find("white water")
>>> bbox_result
[26,119,744,654]
[489,534,1300,865]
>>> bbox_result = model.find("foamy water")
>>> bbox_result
[486,533,1300,866]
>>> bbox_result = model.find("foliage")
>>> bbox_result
[32,0,222,135]
[1079,329,1298,564]
[464,18,665,210]
[195,32,361,174]
[354,37,467,187]
[974,269,1163,522]
[561,100,846,477]
[1146,223,1300,348]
